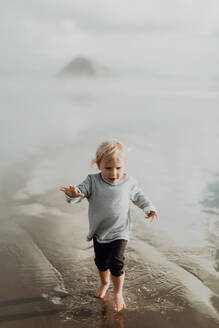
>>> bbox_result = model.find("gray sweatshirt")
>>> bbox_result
[65,173,156,243]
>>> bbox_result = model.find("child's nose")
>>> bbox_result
[111,169,117,177]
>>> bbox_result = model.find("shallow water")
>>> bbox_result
[0,75,219,327]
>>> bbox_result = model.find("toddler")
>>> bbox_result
[60,140,158,312]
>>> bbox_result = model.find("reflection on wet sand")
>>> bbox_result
[0,304,64,324]
[100,296,124,328]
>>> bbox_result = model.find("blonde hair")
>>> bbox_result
[91,139,128,167]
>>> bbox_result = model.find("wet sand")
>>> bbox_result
[1,144,219,328]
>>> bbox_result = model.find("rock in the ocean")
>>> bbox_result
[58,56,110,77]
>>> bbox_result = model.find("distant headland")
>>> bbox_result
[58,56,110,77]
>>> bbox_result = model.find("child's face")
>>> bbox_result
[98,155,126,184]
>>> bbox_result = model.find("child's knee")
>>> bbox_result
[110,256,125,276]
[94,257,109,272]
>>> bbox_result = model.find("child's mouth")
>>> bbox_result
[109,178,117,182]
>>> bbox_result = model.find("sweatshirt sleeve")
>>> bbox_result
[65,175,92,204]
[130,179,156,213]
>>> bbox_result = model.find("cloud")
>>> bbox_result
[3,0,219,36]
[8,0,218,36]
[1,0,219,76]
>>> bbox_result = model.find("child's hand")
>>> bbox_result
[145,210,158,223]
[60,185,85,198]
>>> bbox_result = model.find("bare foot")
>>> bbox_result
[114,293,126,312]
[94,283,110,298]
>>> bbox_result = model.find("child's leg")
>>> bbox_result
[93,237,111,298]
[109,239,127,312]
[111,272,126,312]
[95,269,110,298]
[93,236,127,309]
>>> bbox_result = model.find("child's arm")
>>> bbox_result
[60,175,91,204]
[60,185,85,203]
[131,180,158,223]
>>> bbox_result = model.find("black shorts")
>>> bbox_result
[93,237,127,277]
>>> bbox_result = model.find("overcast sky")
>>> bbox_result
[1,0,219,77]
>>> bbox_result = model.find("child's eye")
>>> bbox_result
[117,167,121,170]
